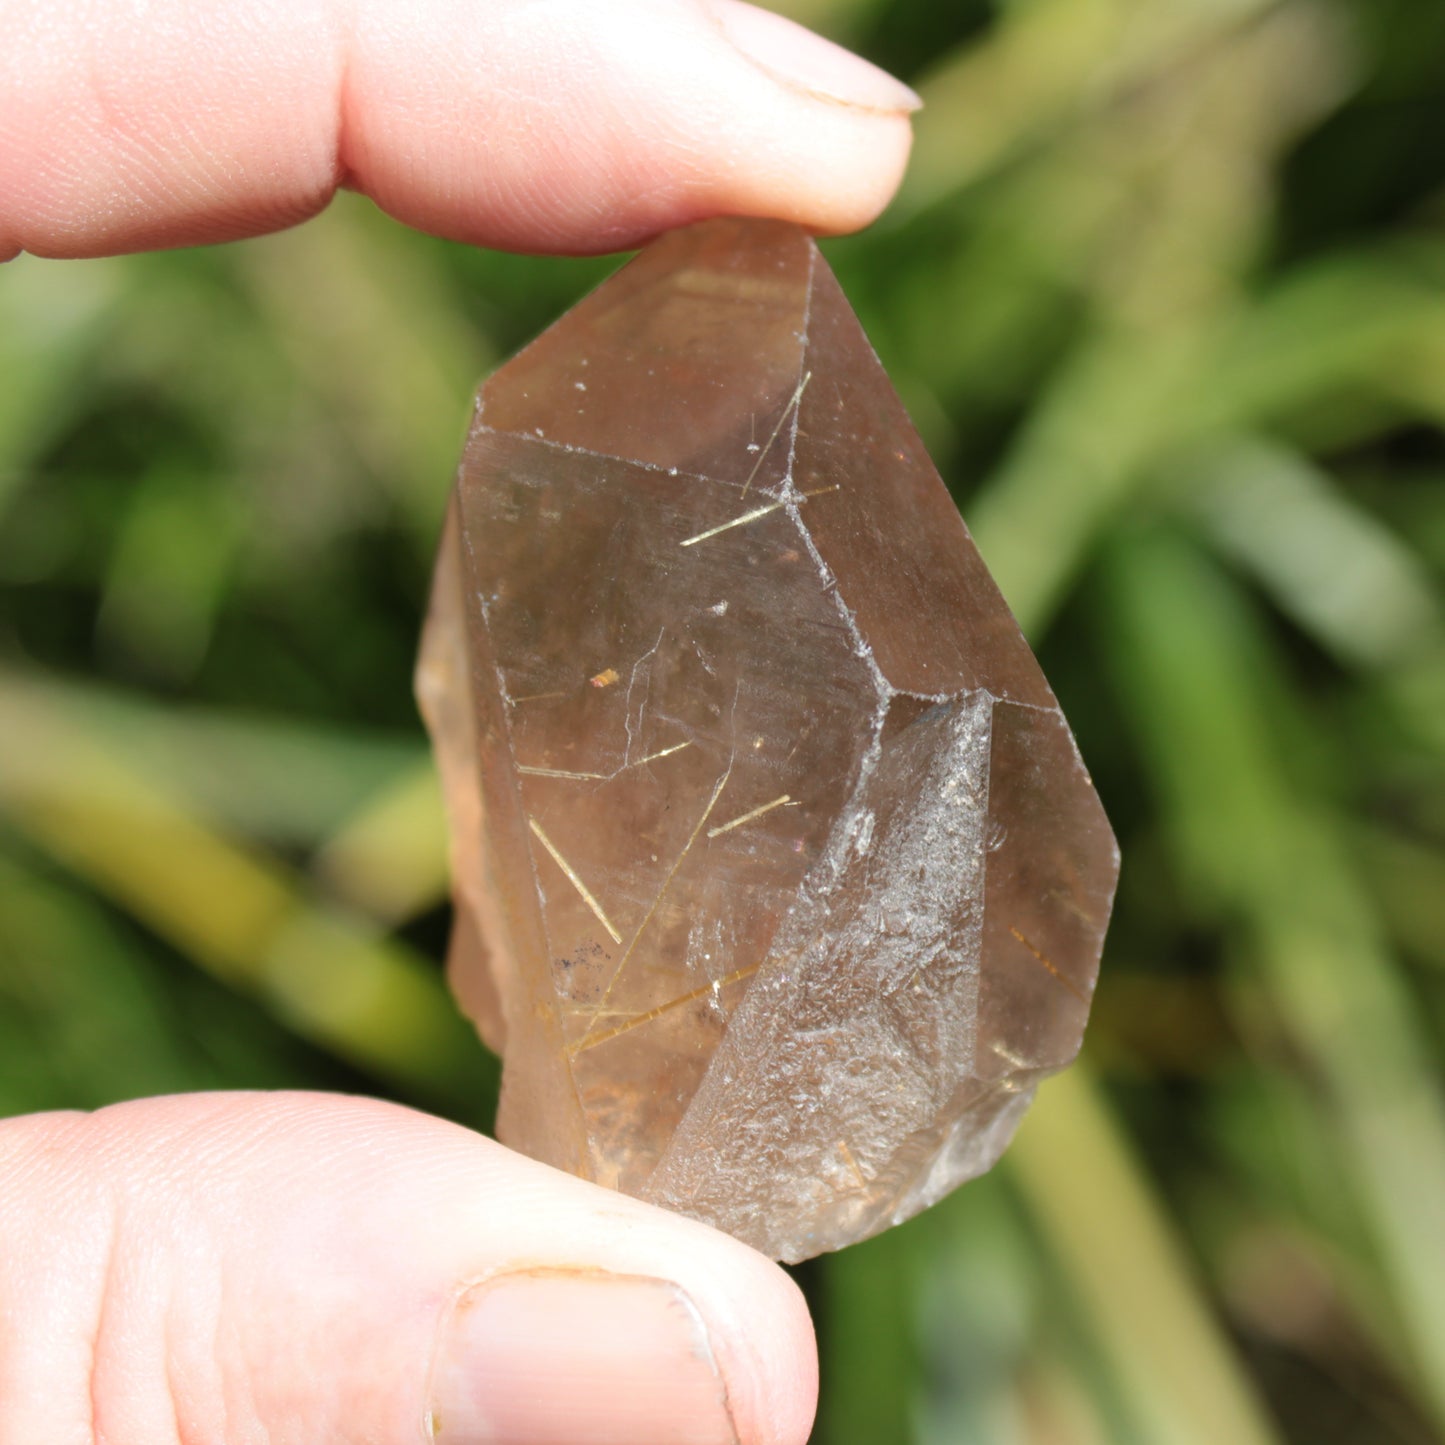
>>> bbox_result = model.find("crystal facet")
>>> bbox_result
[417,217,1118,1262]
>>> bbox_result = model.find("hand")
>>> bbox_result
[0,1093,816,1443]
[0,1,918,1439]
[0,0,917,260]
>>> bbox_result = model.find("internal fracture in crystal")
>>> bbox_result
[416,217,1119,1263]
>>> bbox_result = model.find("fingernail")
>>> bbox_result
[711,0,922,114]
[426,1269,740,1445]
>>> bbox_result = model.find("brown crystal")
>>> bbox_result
[416,217,1118,1262]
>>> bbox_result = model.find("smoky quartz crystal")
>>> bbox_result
[417,217,1118,1262]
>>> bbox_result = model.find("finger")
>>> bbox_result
[2,1096,819,1444]
[0,0,917,261]
[0,1092,816,1445]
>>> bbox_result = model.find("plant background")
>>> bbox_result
[3,0,1445,1440]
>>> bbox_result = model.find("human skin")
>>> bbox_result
[0,0,915,259]
[0,1,915,1440]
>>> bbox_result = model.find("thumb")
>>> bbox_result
[0,1092,817,1445]
[1,0,918,259]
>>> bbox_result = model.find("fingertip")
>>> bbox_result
[685,106,914,242]
[420,1125,821,1445]
[340,0,914,253]
[709,1250,819,1445]
[221,1097,821,1445]
[707,0,921,115]
[428,1263,815,1445]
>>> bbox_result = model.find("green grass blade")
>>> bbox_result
[0,682,494,1122]
[1103,527,1445,1428]
[1010,1067,1285,1445]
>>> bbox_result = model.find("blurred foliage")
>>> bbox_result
[3,0,1445,1441]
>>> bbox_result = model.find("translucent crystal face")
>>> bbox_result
[416,217,1118,1263]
